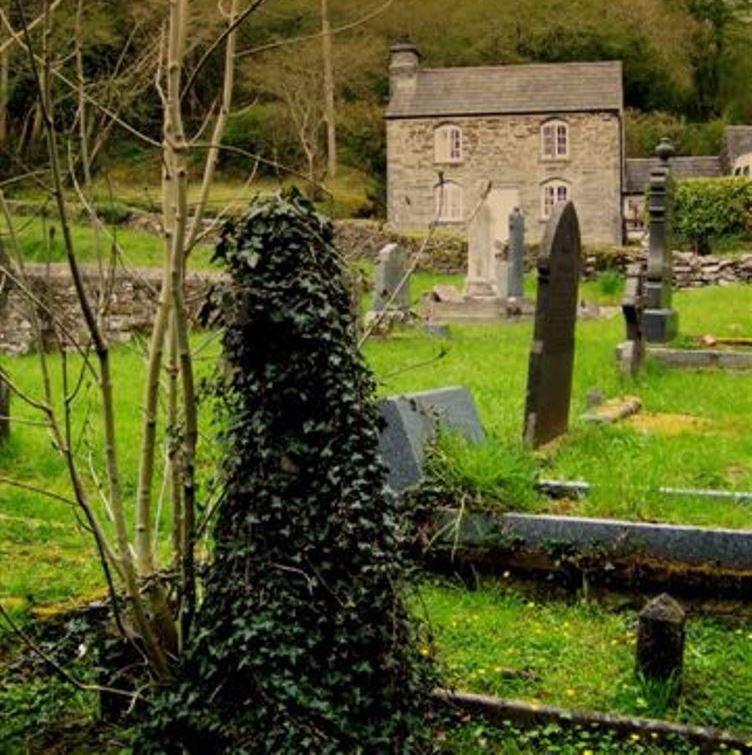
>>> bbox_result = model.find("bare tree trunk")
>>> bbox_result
[0,41,8,146]
[321,0,337,178]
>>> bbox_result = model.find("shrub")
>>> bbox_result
[140,191,435,753]
[625,110,726,158]
[673,177,752,251]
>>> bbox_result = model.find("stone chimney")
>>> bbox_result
[389,36,421,98]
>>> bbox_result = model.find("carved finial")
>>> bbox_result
[655,137,675,164]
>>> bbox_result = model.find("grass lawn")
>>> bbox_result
[421,578,752,745]
[366,280,752,530]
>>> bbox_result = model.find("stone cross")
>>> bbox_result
[644,138,679,343]
[523,201,582,449]
[373,243,410,312]
[616,263,646,377]
[636,593,685,698]
[507,208,525,299]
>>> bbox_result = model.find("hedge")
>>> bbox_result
[673,177,752,249]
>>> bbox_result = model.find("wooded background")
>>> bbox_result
[2,0,751,189]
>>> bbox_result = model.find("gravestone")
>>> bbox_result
[507,208,525,299]
[523,202,581,449]
[636,593,685,696]
[373,243,410,312]
[465,199,496,298]
[616,263,646,377]
[644,138,679,343]
[378,386,485,492]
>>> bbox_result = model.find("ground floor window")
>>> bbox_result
[434,181,463,222]
[541,180,569,220]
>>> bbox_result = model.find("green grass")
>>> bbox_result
[6,212,217,270]
[419,579,752,736]
[366,281,752,529]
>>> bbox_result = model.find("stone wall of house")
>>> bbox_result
[386,112,623,244]
[0,264,223,356]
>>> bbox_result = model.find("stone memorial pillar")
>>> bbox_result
[644,138,679,343]
[465,200,496,298]
[507,208,525,299]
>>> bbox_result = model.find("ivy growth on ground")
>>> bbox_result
[141,191,436,753]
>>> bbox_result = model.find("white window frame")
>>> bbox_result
[541,119,569,160]
[541,180,570,220]
[434,181,463,223]
[434,123,463,164]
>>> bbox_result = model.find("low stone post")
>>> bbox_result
[636,593,685,695]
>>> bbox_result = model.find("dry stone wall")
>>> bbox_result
[0,264,223,356]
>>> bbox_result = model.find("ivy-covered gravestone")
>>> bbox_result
[142,192,434,753]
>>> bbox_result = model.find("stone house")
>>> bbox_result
[385,40,625,245]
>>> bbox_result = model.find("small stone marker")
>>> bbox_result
[636,593,685,694]
[583,396,642,425]
[507,208,525,299]
[644,139,679,343]
[378,386,485,492]
[616,263,646,377]
[373,243,410,312]
[523,202,582,449]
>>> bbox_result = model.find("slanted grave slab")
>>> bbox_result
[378,386,485,492]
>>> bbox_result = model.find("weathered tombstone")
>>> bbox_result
[636,593,685,695]
[523,202,582,449]
[378,386,485,492]
[465,199,497,298]
[507,208,525,299]
[644,138,679,343]
[373,243,410,312]
[616,263,646,377]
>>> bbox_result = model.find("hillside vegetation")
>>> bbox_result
[3,1,751,201]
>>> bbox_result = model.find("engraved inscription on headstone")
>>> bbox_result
[644,138,679,343]
[523,202,582,449]
[373,243,410,312]
[616,263,646,377]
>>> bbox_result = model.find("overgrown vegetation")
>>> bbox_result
[139,193,436,752]
[673,177,752,250]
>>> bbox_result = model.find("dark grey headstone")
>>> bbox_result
[378,386,485,492]
[617,263,646,377]
[644,139,679,343]
[507,208,525,299]
[523,202,581,449]
[373,243,410,312]
[636,593,685,694]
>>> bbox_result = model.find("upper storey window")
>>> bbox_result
[434,124,463,164]
[541,119,569,160]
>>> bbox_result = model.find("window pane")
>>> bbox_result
[543,125,555,157]
[557,185,568,202]
[556,125,568,156]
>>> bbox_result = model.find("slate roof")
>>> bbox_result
[625,156,723,194]
[386,61,623,119]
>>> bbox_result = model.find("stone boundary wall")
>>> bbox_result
[337,220,752,287]
[0,263,224,356]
